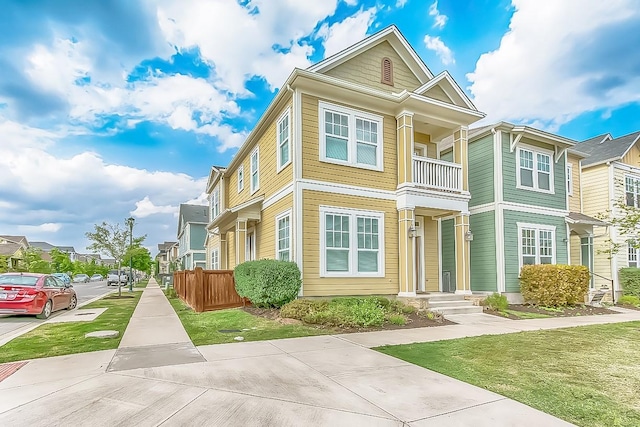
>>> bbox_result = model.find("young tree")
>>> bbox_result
[123,246,153,275]
[50,248,73,273]
[0,255,8,273]
[598,179,640,258]
[17,248,51,273]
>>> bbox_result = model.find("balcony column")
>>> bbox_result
[220,232,228,269]
[454,213,472,294]
[396,111,415,186]
[452,127,469,191]
[398,207,416,296]
[236,219,247,265]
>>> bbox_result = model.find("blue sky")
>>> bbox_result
[0,0,638,256]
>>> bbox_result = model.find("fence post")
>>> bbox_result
[194,267,204,312]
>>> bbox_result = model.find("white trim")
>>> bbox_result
[318,101,384,172]
[263,183,294,209]
[295,183,304,296]
[211,248,220,270]
[496,204,506,293]
[515,144,555,194]
[413,142,428,157]
[566,162,573,196]
[293,88,303,295]
[516,222,557,272]
[319,206,385,278]
[299,179,396,200]
[276,108,292,173]
[579,159,584,213]
[237,165,244,193]
[413,71,478,111]
[246,226,256,262]
[250,147,260,194]
[495,129,503,203]
[501,202,568,217]
[437,218,443,292]
[469,202,495,215]
[414,216,426,292]
[275,209,292,261]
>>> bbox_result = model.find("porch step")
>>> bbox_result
[416,293,464,302]
[429,305,483,315]
[398,293,483,316]
[428,300,475,308]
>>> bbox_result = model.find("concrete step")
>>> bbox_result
[429,305,484,315]
[417,293,464,302]
[428,300,476,308]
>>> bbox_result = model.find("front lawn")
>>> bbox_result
[167,294,333,345]
[0,293,142,363]
[377,321,640,427]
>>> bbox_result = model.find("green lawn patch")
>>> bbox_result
[0,293,142,363]
[135,279,149,288]
[376,321,640,427]
[167,294,332,345]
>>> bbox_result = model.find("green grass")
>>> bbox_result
[134,279,149,288]
[167,295,332,345]
[0,293,142,363]
[503,309,551,319]
[377,321,640,427]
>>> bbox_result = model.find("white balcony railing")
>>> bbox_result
[412,156,463,192]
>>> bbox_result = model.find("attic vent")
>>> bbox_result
[381,57,393,86]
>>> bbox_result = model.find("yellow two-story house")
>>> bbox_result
[204,26,484,298]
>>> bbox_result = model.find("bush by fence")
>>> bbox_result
[520,264,589,306]
[619,268,640,298]
[234,259,301,308]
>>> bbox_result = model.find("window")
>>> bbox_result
[211,249,219,270]
[517,147,554,193]
[567,164,573,196]
[625,175,640,207]
[277,110,290,171]
[629,242,639,268]
[250,148,259,194]
[518,223,556,269]
[237,165,244,192]
[319,102,383,171]
[320,207,384,276]
[276,211,291,261]
[211,187,219,219]
[381,57,393,85]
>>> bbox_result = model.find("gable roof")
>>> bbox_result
[206,165,226,194]
[0,242,23,257]
[574,131,640,167]
[308,25,434,84]
[177,204,209,237]
[0,235,28,246]
[414,71,477,111]
[56,246,76,253]
[29,241,56,251]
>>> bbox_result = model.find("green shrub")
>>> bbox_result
[618,295,640,307]
[280,299,328,319]
[387,314,407,325]
[520,264,589,306]
[619,268,640,298]
[234,260,301,308]
[482,293,508,311]
[281,296,386,328]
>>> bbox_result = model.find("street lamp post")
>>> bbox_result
[126,217,135,292]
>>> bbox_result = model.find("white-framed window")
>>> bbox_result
[625,175,640,207]
[210,187,219,219]
[320,206,384,277]
[211,249,219,270]
[277,109,290,172]
[276,211,291,261]
[628,242,639,268]
[566,164,573,196]
[250,147,259,194]
[516,146,554,193]
[319,101,384,171]
[237,165,244,192]
[517,223,556,270]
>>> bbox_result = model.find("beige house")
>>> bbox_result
[0,235,29,270]
[205,26,484,298]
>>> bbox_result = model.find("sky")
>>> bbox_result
[1,0,639,257]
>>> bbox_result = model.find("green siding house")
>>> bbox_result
[177,204,210,270]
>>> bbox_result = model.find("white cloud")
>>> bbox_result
[317,7,377,58]
[428,1,448,29]
[423,35,455,65]
[396,0,408,8]
[18,223,63,233]
[467,0,640,129]
[131,197,178,218]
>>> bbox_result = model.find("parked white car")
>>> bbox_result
[106,270,128,286]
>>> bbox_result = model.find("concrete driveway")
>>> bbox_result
[0,335,573,426]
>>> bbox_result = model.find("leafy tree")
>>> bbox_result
[0,255,8,273]
[597,179,640,258]
[123,246,153,274]
[50,248,73,274]
[16,248,51,273]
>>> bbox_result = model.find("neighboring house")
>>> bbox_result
[205,25,485,298]
[177,204,209,270]
[29,241,77,262]
[0,235,29,270]
[442,123,606,302]
[574,131,640,298]
[156,241,177,274]
[56,246,78,262]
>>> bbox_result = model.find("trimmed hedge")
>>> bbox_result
[619,268,640,298]
[234,259,301,308]
[520,264,589,306]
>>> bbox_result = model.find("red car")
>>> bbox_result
[0,273,77,319]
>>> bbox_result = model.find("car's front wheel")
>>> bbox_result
[68,295,77,310]
[37,300,52,319]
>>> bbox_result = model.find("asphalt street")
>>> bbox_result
[0,279,112,342]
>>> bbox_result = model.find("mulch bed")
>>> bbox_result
[484,304,618,320]
[616,304,640,311]
[242,307,454,333]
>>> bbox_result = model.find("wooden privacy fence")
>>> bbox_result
[173,268,248,312]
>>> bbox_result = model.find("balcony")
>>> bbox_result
[412,156,463,192]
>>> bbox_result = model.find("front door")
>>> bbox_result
[581,236,594,288]
[414,218,425,293]
[246,230,256,261]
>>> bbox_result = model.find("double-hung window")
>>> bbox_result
[319,101,383,171]
[211,249,219,270]
[517,147,554,193]
[629,242,639,268]
[250,148,259,194]
[211,187,219,219]
[625,175,640,207]
[277,110,290,171]
[276,211,291,261]
[321,207,384,276]
[518,223,555,270]
[237,165,244,192]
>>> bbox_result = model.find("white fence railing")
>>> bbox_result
[412,156,463,192]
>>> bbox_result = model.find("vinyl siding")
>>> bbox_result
[423,217,439,292]
[440,219,456,290]
[503,133,567,210]
[414,132,437,158]
[301,189,398,296]
[324,41,422,93]
[567,154,582,213]
[189,224,207,251]
[468,134,494,207]
[206,233,220,269]
[622,142,640,167]
[227,230,236,270]
[441,150,453,163]
[255,194,293,260]
[581,164,612,285]
[422,85,453,104]
[301,94,398,191]
[193,253,206,261]
[569,234,581,266]
[502,210,568,293]
[469,210,497,292]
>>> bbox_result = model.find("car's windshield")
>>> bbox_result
[108,270,118,275]
[0,274,39,286]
